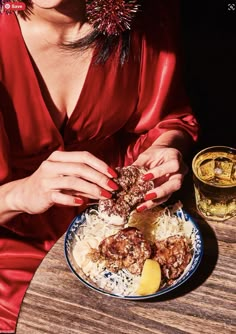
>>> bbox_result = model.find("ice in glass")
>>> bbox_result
[192,146,236,221]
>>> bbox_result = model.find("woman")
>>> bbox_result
[0,0,198,331]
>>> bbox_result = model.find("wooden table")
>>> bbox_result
[16,181,236,334]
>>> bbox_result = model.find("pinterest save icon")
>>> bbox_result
[3,2,26,11]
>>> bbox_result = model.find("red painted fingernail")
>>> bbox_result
[136,205,147,212]
[101,189,112,199]
[144,192,157,201]
[74,197,84,205]
[107,167,118,178]
[107,179,119,190]
[143,173,154,181]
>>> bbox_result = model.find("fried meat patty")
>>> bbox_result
[152,235,193,285]
[95,227,152,275]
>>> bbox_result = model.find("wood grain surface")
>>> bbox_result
[16,181,236,334]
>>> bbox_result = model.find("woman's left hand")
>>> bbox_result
[134,145,188,211]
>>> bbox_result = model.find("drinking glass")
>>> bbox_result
[192,146,236,221]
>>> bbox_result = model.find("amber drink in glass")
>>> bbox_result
[192,146,236,221]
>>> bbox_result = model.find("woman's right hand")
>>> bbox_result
[10,151,119,215]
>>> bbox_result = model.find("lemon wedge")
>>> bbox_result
[136,259,161,296]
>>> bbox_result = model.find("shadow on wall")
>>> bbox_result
[181,1,236,150]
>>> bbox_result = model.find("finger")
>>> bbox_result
[47,176,113,199]
[144,177,183,202]
[61,189,110,200]
[136,195,171,212]
[51,191,84,207]
[60,189,97,200]
[41,162,118,192]
[150,165,187,187]
[47,151,117,178]
[153,174,171,187]
[142,159,181,181]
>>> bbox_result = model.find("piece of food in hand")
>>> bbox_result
[136,259,161,296]
[90,227,152,275]
[98,166,154,224]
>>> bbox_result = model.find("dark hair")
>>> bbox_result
[18,0,132,65]
[62,29,131,65]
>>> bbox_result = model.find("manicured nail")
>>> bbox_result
[136,205,147,212]
[107,179,119,190]
[74,197,84,205]
[144,192,157,201]
[143,173,154,181]
[107,167,118,178]
[100,189,112,199]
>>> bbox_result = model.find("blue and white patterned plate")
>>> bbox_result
[64,207,203,300]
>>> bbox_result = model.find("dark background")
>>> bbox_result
[180,0,236,151]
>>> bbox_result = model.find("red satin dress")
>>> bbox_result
[0,2,198,332]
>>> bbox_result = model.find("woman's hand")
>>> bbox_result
[134,145,188,211]
[10,151,118,215]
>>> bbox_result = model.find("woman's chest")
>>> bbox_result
[1,47,140,150]
[29,45,94,129]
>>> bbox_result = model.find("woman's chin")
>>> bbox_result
[31,0,67,10]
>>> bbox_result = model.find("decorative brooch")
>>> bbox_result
[86,0,140,36]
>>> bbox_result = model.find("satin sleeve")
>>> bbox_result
[124,0,199,165]
[0,110,11,184]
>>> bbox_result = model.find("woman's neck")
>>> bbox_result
[18,0,88,44]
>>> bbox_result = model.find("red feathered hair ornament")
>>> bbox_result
[86,0,139,36]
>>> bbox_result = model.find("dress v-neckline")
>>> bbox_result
[13,13,94,135]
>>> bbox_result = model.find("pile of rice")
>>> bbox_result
[72,202,194,296]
